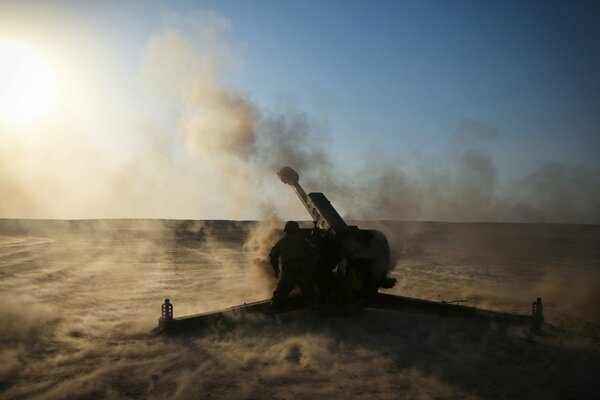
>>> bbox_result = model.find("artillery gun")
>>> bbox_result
[276,166,397,301]
[155,167,546,334]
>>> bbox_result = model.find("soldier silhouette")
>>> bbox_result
[269,221,317,311]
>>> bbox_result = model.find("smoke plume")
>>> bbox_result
[0,11,599,223]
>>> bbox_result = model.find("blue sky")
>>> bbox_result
[0,0,599,221]
[14,0,596,169]
[201,0,600,171]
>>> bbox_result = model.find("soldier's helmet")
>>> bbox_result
[283,220,300,233]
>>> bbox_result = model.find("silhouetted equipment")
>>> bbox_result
[532,297,544,328]
[277,166,396,298]
[158,299,173,331]
[155,295,545,334]
[154,167,547,334]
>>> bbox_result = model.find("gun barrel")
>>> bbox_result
[277,166,310,210]
[277,167,346,232]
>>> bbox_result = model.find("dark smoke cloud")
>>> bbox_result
[334,149,600,224]
[138,12,340,219]
[515,161,600,223]
[257,108,331,174]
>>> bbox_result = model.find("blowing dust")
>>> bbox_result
[1,219,599,400]
[243,219,284,294]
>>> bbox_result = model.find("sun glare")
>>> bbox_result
[0,38,59,128]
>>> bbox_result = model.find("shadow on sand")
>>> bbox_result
[164,308,599,400]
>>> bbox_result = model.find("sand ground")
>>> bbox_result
[0,219,598,399]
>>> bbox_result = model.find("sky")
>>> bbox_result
[0,0,599,222]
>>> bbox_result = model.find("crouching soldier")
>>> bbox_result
[269,221,317,311]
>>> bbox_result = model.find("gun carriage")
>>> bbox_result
[155,167,545,334]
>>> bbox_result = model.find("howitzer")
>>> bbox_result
[154,167,546,333]
[277,166,396,298]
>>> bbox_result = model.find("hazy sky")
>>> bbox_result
[0,1,598,221]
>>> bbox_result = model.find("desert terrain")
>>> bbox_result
[0,219,598,399]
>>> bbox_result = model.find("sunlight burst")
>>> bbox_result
[0,38,59,128]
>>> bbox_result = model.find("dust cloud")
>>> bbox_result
[243,218,283,294]
[1,11,598,224]
[0,220,599,399]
